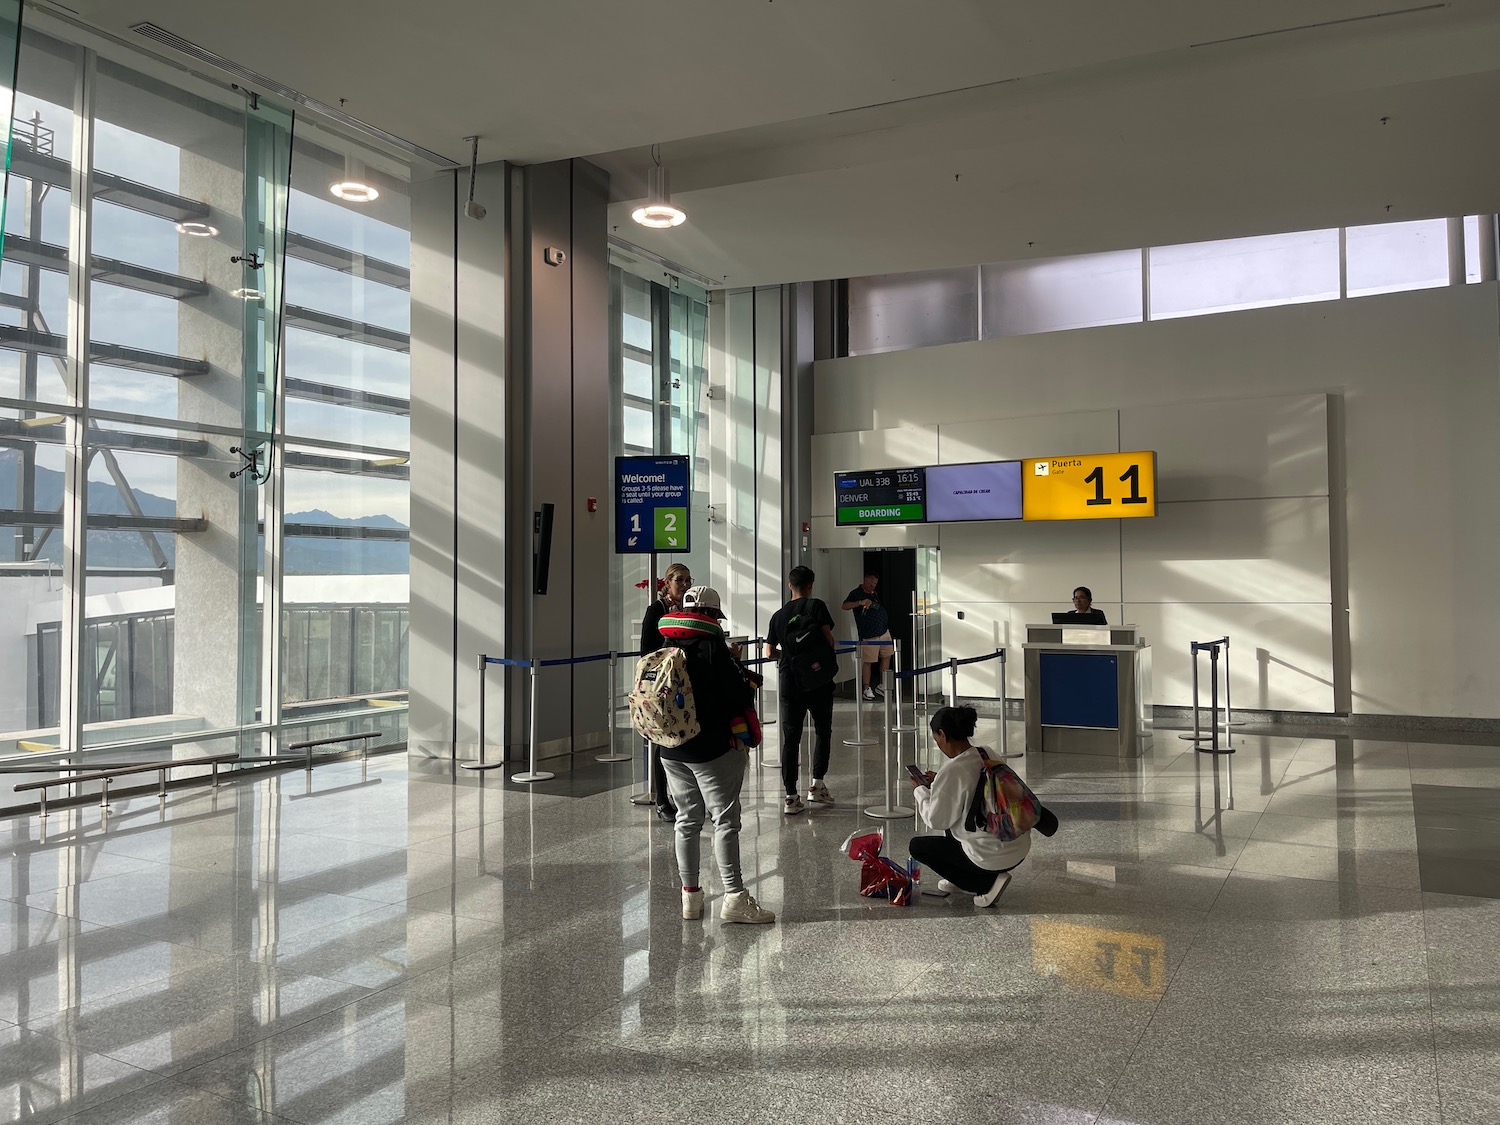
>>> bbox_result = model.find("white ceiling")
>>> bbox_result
[70,0,1500,285]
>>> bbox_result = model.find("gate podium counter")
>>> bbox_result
[1023,624,1153,757]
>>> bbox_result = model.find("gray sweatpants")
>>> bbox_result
[661,749,748,894]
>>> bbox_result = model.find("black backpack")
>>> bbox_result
[781,598,836,690]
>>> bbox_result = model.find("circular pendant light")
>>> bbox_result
[632,149,686,228]
[330,154,378,203]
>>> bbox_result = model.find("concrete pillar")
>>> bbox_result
[518,159,610,756]
[176,141,252,729]
[407,171,459,757]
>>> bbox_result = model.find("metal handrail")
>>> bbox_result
[15,752,240,818]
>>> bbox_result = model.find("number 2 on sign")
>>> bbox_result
[663,513,677,532]
[1085,463,1148,506]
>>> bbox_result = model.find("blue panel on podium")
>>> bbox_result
[1040,652,1119,728]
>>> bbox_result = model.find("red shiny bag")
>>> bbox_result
[841,831,914,906]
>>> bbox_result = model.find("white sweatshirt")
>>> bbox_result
[913,744,1032,870]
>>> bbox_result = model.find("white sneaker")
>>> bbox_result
[861,687,876,701]
[682,889,703,920]
[783,794,805,815]
[975,871,1012,908]
[872,683,886,697]
[720,890,776,924]
[807,781,834,807]
[937,878,960,894]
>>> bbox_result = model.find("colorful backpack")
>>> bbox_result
[629,647,700,747]
[965,747,1041,841]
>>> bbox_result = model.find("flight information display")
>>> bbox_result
[925,460,1024,522]
[835,467,926,525]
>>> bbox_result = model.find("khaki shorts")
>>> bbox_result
[859,631,892,663]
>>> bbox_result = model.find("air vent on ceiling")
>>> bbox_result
[129,22,456,168]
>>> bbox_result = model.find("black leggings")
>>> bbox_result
[780,682,834,795]
[909,832,1021,894]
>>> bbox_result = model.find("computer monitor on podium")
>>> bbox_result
[1052,611,1106,625]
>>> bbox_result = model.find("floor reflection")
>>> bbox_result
[0,718,1495,1124]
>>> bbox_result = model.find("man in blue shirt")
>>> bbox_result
[842,573,892,702]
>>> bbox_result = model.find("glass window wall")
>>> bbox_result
[0,14,426,763]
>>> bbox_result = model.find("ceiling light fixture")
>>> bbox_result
[330,153,378,204]
[632,144,686,229]
[176,220,219,237]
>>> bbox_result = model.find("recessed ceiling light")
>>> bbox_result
[176,220,219,237]
[330,180,379,203]
[232,287,263,301]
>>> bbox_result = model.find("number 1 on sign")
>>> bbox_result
[1084,465,1111,506]
[630,514,641,532]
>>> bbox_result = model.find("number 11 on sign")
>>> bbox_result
[1084,463,1149,506]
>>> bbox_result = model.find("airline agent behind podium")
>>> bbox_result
[1061,586,1107,625]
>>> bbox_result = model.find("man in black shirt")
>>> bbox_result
[766,566,838,815]
[842,573,892,701]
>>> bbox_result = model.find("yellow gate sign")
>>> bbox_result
[1030,917,1167,998]
[1022,450,1157,520]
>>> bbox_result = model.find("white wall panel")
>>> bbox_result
[937,410,1118,465]
[814,285,1500,717]
[1121,497,1331,605]
[1119,394,1328,502]
[811,426,938,516]
[939,519,1121,605]
[810,515,937,551]
[1123,602,1336,713]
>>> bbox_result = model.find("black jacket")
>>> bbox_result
[657,634,754,765]
[640,598,670,654]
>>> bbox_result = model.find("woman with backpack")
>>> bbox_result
[654,586,776,925]
[907,706,1056,907]
[640,563,693,821]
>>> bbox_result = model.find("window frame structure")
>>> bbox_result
[0,13,423,764]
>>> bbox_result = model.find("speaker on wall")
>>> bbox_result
[533,503,555,595]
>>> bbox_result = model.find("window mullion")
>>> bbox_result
[57,47,96,755]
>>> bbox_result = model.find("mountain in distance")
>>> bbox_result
[0,457,409,574]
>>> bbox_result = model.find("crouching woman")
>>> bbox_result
[908,705,1052,908]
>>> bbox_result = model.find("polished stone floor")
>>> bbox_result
[2,709,1498,1124]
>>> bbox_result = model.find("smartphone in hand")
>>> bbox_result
[905,763,930,787]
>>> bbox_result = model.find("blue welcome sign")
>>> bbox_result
[615,455,690,554]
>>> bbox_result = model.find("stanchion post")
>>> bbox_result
[477,655,487,766]
[865,665,914,820]
[597,651,633,763]
[1191,641,1235,756]
[462,655,507,771]
[1180,642,1204,742]
[843,643,876,747]
[1209,643,1221,753]
[513,663,556,782]
[948,656,959,707]
[997,647,1020,759]
[1223,635,1242,731]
